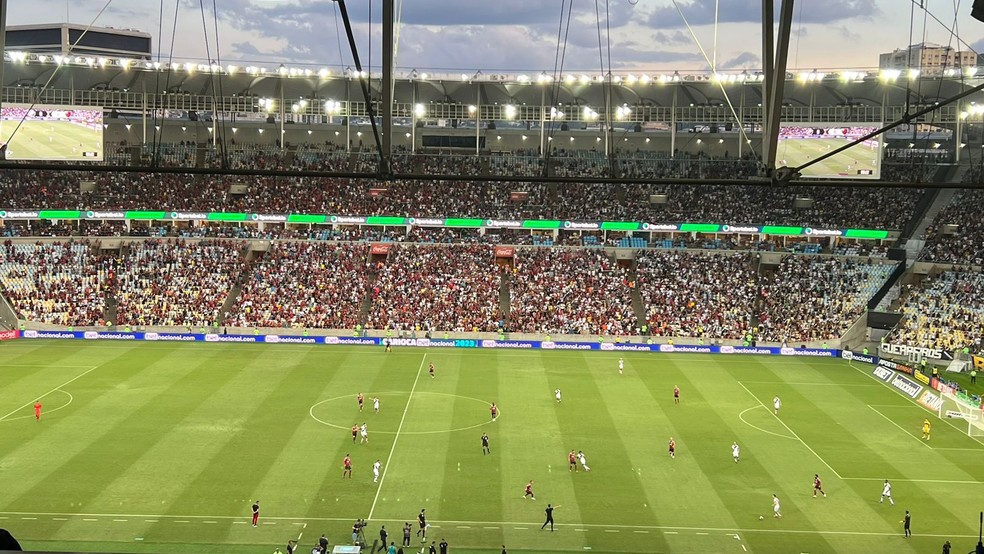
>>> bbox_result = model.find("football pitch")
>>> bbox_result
[0,120,102,161]
[1,341,981,554]
[776,137,879,178]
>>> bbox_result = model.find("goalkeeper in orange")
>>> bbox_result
[922,419,931,441]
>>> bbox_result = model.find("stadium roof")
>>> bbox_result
[4,52,984,115]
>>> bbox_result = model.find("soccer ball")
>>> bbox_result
[759,516,764,520]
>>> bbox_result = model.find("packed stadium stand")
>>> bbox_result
[509,248,635,335]
[920,185,984,265]
[114,239,246,327]
[891,271,984,353]
[224,241,371,330]
[636,250,757,340]
[757,256,899,343]
[366,244,502,333]
[0,240,107,326]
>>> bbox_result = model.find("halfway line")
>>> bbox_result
[367,353,427,521]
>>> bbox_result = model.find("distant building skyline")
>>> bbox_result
[879,42,978,72]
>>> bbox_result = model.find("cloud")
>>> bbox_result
[648,0,879,28]
[718,52,760,69]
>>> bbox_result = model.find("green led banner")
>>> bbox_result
[288,214,327,224]
[844,229,890,240]
[679,223,721,233]
[0,209,893,240]
[761,225,805,235]
[523,220,562,229]
[39,210,82,219]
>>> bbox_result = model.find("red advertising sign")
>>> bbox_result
[510,191,528,202]
[369,188,387,197]
[0,329,20,341]
[370,244,392,255]
[494,246,515,258]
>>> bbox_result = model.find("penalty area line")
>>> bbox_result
[0,365,100,422]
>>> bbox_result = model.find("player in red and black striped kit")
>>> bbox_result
[813,474,827,497]
[251,501,260,527]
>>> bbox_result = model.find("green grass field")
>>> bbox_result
[1,341,982,554]
[0,120,102,161]
[776,137,879,178]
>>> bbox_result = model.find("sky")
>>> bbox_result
[8,0,984,73]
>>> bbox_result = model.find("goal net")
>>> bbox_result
[940,390,984,437]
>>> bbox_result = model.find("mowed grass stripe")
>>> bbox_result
[304,348,421,544]
[496,352,587,553]
[56,345,325,546]
[745,358,977,543]
[597,356,742,548]
[651,358,842,554]
[432,353,505,548]
[563,355,673,553]
[726,358,905,550]
[0,344,244,541]
[144,346,388,544]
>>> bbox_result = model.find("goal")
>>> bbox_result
[939,390,984,437]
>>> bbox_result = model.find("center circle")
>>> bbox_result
[309,391,497,435]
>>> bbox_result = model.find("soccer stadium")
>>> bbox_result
[1,3,984,554]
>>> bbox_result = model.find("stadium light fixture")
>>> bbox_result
[504,104,517,119]
[278,64,288,76]
[497,135,502,140]
[565,74,576,84]
[419,72,428,80]
[640,74,651,84]
[119,58,132,69]
[537,72,552,84]
[967,67,979,78]
[550,107,565,120]
[318,68,330,78]
[405,132,411,138]
[961,143,967,148]
[908,69,920,80]
[232,127,238,133]
[879,69,901,82]
[124,124,132,131]
[645,137,650,143]
[696,138,702,144]
[583,106,598,120]
[292,103,300,113]
[468,105,477,114]
[414,103,426,117]
[308,129,313,135]
[548,136,553,142]
[579,74,590,84]
[357,131,363,137]
[334,131,340,136]
[9,51,26,63]
[570,137,575,142]
[517,74,531,84]
[615,105,631,120]
[718,138,724,143]
[181,126,187,132]
[258,129,264,134]
[908,142,915,148]
[522,135,528,140]
[626,74,637,84]
[460,73,469,81]
[596,137,602,142]
[53,55,64,65]
[933,142,941,148]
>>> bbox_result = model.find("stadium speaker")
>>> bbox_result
[266,115,276,124]
[189,110,199,121]
[974,0,984,22]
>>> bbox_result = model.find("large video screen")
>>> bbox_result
[777,123,882,179]
[0,104,103,161]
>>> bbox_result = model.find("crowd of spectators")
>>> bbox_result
[920,185,984,266]
[636,251,757,339]
[225,242,371,329]
[509,248,635,335]
[366,244,501,333]
[0,149,936,231]
[757,256,898,342]
[0,240,108,325]
[114,239,246,327]
[891,271,984,353]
